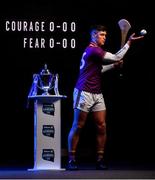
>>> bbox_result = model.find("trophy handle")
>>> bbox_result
[28,74,39,97]
[54,74,60,95]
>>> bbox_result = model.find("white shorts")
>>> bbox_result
[73,88,106,112]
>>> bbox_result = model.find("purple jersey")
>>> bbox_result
[75,44,106,93]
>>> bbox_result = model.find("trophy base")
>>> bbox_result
[42,92,50,95]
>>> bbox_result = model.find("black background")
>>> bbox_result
[0,0,154,169]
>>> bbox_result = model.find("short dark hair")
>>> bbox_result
[90,24,107,34]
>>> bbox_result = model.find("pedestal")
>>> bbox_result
[28,95,66,170]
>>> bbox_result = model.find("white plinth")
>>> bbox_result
[28,95,66,170]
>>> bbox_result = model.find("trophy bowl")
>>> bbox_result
[39,64,53,95]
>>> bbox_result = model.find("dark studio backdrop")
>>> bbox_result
[0,0,154,169]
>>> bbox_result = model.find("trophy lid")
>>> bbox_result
[40,64,52,75]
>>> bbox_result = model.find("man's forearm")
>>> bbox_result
[101,64,114,73]
[103,43,130,63]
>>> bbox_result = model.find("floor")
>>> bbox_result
[0,162,155,179]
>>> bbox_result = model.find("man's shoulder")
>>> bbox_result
[85,46,105,55]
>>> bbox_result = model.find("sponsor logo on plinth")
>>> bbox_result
[42,103,55,115]
[42,149,55,162]
[42,125,55,137]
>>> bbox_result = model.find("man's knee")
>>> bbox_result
[72,124,83,134]
[97,123,106,134]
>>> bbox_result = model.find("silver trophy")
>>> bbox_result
[28,64,60,97]
[39,64,53,95]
